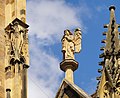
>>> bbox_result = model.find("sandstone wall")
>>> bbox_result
[0,0,5,98]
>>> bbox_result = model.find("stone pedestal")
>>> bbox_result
[60,59,78,83]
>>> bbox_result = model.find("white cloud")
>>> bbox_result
[27,0,81,45]
[28,36,63,98]
[96,6,107,12]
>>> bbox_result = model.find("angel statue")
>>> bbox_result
[62,28,82,60]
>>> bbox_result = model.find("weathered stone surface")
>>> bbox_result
[0,0,5,98]
[56,79,91,98]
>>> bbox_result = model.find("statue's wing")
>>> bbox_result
[74,31,82,53]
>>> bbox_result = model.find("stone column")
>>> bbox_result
[6,89,11,98]
[60,59,78,83]
[14,60,21,98]
[65,68,74,83]
[22,64,29,98]
[5,66,12,96]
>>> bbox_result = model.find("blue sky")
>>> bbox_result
[26,0,120,97]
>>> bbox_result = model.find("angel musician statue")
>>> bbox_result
[62,28,82,60]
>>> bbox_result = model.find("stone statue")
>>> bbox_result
[62,28,82,60]
[10,22,24,60]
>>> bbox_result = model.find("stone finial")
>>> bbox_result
[109,5,115,11]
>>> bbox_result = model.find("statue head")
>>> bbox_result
[75,28,81,32]
[74,28,82,39]
[64,29,72,36]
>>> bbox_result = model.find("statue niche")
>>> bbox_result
[5,20,27,63]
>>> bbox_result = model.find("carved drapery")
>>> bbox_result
[61,28,82,60]
[5,20,28,65]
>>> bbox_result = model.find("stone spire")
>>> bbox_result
[97,5,120,97]
[60,28,82,83]
[99,5,120,84]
